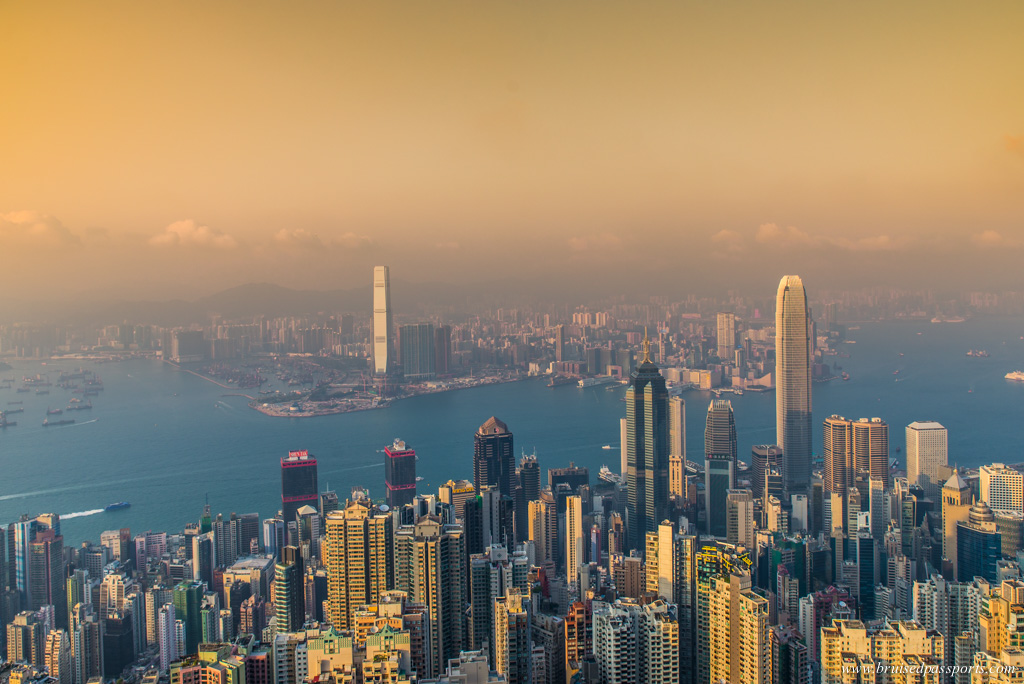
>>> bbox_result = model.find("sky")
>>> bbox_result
[1,1,1022,303]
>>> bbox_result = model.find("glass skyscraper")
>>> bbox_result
[625,332,669,551]
[775,275,812,497]
[705,400,737,538]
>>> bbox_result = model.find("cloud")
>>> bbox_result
[710,229,744,253]
[0,210,80,248]
[567,233,622,252]
[273,228,324,249]
[755,222,902,252]
[149,219,239,249]
[972,230,1022,248]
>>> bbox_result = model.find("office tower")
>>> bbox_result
[823,415,853,493]
[751,445,782,502]
[45,629,71,684]
[398,323,435,380]
[477,487,515,551]
[624,332,669,551]
[434,324,451,375]
[942,471,973,576]
[566,496,583,588]
[514,454,540,544]
[323,500,394,630]
[7,611,44,668]
[262,518,285,561]
[372,265,393,375]
[820,620,943,684]
[980,463,1024,512]
[280,450,318,529]
[394,516,465,679]
[474,417,515,498]
[717,312,736,361]
[468,545,531,656]
[274,546,305,632]
[705,399,737,538]
[528,495,557,567]
[957,501,1001,582]
[439,479,476,521]
[548,464,589,493]
[493,589,530,684]
[727,490,755,548]
[707,571,771,684]
[384,439,417,509]
[668,397,686,498]
[8,519,35,604]
[619,418,627,477]
[28,527,67,630]
[191,533,214,587]
[554,325,565,363]
[906,421,948,500]
[853,417,890,487]
[70,604,103,684]
[776,275,812,496]
[172,581,202,656]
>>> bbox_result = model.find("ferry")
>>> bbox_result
[1006,371,1024,382]
[601,444,616,450]
[598,465,623,485]
[104,502,130,512]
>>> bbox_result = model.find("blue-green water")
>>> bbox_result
[2,318,1024,544]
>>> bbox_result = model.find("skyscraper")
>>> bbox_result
[273,546,304,633]
[372,265,393,376]
[44,629,71,684]
[172,581,202,657]
[625,331,669,551]
[776,275,812,496]
[906,421,948,499]
[852,417,890,488]
[398,323,435,380]
[384,439,417,509]
[980,463,1023,512]
[705,400,737,538]
[566,495,583,589]
[668,397,686,498]
[493,589,531,684]
[716,312,736,361]
[823,415,854,494]
[280,450,318,529]
[474,417,514,498]
[323,500,394,630]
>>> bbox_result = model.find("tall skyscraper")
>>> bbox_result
[273,546,304,633]
[398,323,435,380]
[705,400,737,538]
[823,415,854,494]
[514,454,540,544]
[668,397,686,498]
[554,325,566,363]
[776,275,812,496]
[716,312,736,361]
[323,500,394,630]
[493,589,531,684]
[825,415,890,494]
[906,421,948,499]
[980,463,1023,512]
[44,629,71,684]
[566,495,583,589]
[751,445,783,502]
[474,417,515,498]
[852,417,890,488]
[707,571,770,684]
[280,450,318,529]
[28,526,67,630]
[384,439,417,509]
[372,265,393,376]
[172,581,202,657]
[624,332,669,551]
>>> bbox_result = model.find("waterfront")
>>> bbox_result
[1,317,1023,544]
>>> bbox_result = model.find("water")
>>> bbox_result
[2,318,1023,544]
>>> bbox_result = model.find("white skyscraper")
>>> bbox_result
[372,265,393,375]
[906,421,948,499]
[980,463,1024,513]
[157,603,177,672]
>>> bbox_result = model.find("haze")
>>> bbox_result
[1,1,1022,304]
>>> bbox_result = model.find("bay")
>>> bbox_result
[2,318,1023,545]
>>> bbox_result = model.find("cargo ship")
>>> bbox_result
[42,418,75,426]
[65,402,92,411]
[46,408,63,415]
[105,502,130,511]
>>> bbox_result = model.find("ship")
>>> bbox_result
[16,387,29,393]
[5,408,24,414]
[65,401,92,411]
[601,444,616,450]
[598,465,623,485]
[578,376,619,388]
[35,390,49,395]
[104,502,130,511]
[47,408,63,415]
[967,350,990,357]
[1006,371,1024,382]
[42,418,75,426]
[931,316,966,323]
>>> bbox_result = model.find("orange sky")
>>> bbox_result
[1,1,1022,301]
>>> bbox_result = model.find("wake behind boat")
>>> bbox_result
[105,502,130,512]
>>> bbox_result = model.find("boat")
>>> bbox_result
[16,388,29,393]
[601,444,615,450]
[967,350,990,357]
[47,408,63,415]
[1006,371,1024,382]
[104,502,130,511]
[841,372,850,381]
[5,408,24,414]
[578,376,618,388]
[598,465,622,484]
[415,477,424,482]
[893,370,900,375]
[8,401,22,405]
[931,316,966,323]
[65,402,92,411]
[42,418,75,426]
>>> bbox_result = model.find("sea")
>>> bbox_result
[2,318,1024,545]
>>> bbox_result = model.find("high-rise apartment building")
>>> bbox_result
[44,629,71,684]
[853,417,890,487]
[669,397,686,500]
[172,581,202,657]
[514,454,540,544]
[707,570,770,684]
[727,489,755,548]
[280,450,318,528]
[819,620,943,684]
[468,545,530,656]
[323,500,394,630]
[980,463,1024,513]
[592,599,679,684]
[625,332,669,550]
[566,496,583,589]
[27,527,67,630]
[776,275,812,496]
[70,603,103,684]
[384,439,417,509]
[705,400,737,538]
[493,589,530,684]
[717,312,736,361]
[474,417,515,498]
[906,421,948,500]
[372,266,393,375]
[825,416,890,494]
